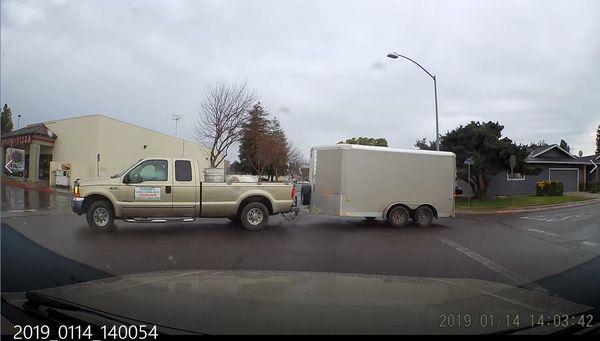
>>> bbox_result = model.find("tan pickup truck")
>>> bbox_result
[71,158,297,231]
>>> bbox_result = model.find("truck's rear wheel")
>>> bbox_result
[414,206,434,227]
[240,202,269,231]
[86,201,115,232]
[387,206,409,228]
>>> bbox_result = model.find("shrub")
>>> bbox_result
[590,183,600,194]
[536,180,564,196]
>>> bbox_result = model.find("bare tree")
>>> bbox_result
[287,143,308,180]
[193,82,256,168]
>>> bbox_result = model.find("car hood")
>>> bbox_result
[78,177,120,187]
[18,270,593,334]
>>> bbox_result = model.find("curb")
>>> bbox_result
[456,198,600,215]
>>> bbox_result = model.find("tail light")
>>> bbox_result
[291,186,297,199]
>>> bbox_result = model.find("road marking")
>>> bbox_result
[521,215,583,222]
[435,236,553,295]
[582,241,599,247]
[524,228,558,237]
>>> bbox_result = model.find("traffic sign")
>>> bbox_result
[509,155,516,173]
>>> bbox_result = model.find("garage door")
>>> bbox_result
[549,169,578,192]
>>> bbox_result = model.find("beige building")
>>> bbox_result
[1,114,212,188]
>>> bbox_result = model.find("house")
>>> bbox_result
[486,144,599,195]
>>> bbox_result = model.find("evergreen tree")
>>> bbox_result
[1,104,14,134]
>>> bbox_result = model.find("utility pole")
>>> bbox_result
[172,114,183,137]
[172,114,184,156]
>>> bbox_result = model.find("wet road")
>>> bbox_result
[1,186,600,312]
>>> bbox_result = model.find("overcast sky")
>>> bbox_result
[2,0,599,159]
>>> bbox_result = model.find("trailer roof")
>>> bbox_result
[311,144,455,158]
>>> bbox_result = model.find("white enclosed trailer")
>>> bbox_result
[306,144,457,227]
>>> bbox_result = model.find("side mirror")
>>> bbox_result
[455,186,463,195]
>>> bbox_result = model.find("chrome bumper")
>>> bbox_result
[71,197,84,215]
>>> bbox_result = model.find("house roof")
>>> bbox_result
[525,144,597,165]
[528,144,575,159]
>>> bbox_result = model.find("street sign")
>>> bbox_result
[4,159,13,174]
[464,157,474,166]
[509,155,516,173]
[591,160,598,174]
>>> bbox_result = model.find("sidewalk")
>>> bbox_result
[1,177,72,196]
[457,192,600,215]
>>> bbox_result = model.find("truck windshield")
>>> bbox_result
[110,159,142,178]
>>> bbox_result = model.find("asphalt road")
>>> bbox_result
[2,186,600,312]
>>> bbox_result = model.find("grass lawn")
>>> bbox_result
[456,195,588,209]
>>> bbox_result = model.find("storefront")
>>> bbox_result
[1,124,57,181]
[1,114,212,188]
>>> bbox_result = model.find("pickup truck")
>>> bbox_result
[71,157,297,231]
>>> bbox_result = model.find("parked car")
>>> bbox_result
[71,157,299,232]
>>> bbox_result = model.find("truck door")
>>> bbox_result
[172,159,197,217]
[119,158,173,217]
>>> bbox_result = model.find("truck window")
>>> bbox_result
[175,160,192,182]
[127,160,168,183]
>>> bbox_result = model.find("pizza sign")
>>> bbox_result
[1,135,32,146]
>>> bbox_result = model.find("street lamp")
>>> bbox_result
[387,52,440,151]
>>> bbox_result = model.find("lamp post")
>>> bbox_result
[387,52,440,151]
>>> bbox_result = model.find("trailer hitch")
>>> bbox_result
[281,206,301,221]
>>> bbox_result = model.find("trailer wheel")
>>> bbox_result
[414,206,434,227]
[387,206,410,228]
[86,201,115,232]
[240,202,269,231]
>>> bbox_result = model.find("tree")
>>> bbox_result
[267,117,289,181]
[287,143,308,181]
[528,140,549,149]
[414,138,436,150]
[338,137,388,147]
[416,121,541,198]
[238,103,272,177]
[559,139,571,153]
[1,104,14,134]
[239,105,291,181]
[596,124,600,155]
[193,82,256,168]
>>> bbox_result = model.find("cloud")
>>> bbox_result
[2,0,46,26]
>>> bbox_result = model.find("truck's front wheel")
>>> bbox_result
[240,202,269,231]
[86,201,115,232]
